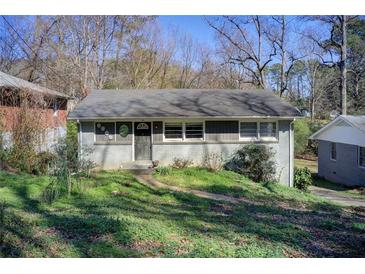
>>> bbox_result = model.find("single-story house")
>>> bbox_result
[68,89,302,186]
[310,115,365,187]
[0,70,71,150]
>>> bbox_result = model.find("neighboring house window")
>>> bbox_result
[164,123,183,140]
[260,122,277,138]
[240,122,258,139]
[239,121,277,141]
[359,146,365,168]
[185,122,203,139]
[95,122,115,143]
[330,142,337,161]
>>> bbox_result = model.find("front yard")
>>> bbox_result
[0,169,364,258]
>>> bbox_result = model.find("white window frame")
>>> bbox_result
[163,121,184,142]
[330,142,337,161]
[358,146,365,169]
[185,121,205,141]
[163,121,205,142]
[239,120,278,142]
[238,121,259,142]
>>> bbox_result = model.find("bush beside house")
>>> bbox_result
[294,167,312,192]
[225,144,276,183]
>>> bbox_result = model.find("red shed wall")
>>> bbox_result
[0,106,67,131]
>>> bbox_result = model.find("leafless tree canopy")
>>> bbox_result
[0,15,364,117]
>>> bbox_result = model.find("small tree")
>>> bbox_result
[44,122,94,201]
[5,89,48,173]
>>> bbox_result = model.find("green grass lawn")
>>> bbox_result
[154,167,328,207]
[295,159,318,173]
[1,169,364,258]
[295,158,365,201]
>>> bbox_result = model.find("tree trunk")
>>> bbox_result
[340,15,347,115]
[279,16,286,97]
[310,64,318,121]
[67,169,72,198]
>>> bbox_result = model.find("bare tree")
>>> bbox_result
[265,16,304,97]
[207,16,276,89]
[305,16,358,114]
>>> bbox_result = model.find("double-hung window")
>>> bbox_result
[260,122,277,138]
[240,122,258,140]
[164,123,183,140]
[239,121,277,141]
[185,122,204,139]
[330,142,337,161]
[164,122,204,141]
[359,146,365,168]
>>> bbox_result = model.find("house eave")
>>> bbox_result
[68,115,302,121]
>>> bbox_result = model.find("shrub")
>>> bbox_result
[226,144,276,183]
[0,202,5,247]
[41,179,62,204]
[66,121,78,147]
[293,119,311,156]
[202,152,224,171]
[6,91,49,173]
[0,143,9,170]
[33,151,57,175]
[171,157,193,169]
[155,166,172,176]
[43,133,95,202]
[294,167,312,192]
[152,160,159,167]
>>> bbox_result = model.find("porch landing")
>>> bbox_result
[120,160,154,173]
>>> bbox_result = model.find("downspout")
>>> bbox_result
[289,119,295,187]
[77,119,82,158]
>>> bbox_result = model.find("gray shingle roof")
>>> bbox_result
[0,71,69,98]
[342,115,365,134]
[68,89,301,120]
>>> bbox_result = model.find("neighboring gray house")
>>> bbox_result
[311,115,365,187]
[68,89,302,186]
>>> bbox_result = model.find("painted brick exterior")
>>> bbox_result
[318,140,365,186]
[80,120,294,186]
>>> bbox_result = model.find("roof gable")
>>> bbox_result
[311,115,365,146]
[68,89,301,120]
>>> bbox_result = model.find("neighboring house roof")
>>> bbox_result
[343,115,365,134]
[310,115,365,147]
[68,89,301,120]
[0,70,69,99]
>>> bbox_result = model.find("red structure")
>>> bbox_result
[0,71,70,144]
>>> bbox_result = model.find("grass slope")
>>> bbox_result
[0,170,364,258]
[154,167,327,207]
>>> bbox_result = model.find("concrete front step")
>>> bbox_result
[120,160,153,170]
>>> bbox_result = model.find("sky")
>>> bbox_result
[158,15,216,48]
[157,15,311,62]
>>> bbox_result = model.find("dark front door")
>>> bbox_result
[134,122,152,160]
